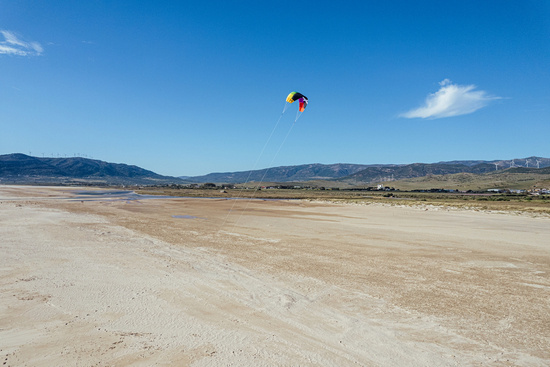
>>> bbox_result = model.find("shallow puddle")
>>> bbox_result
[70,190,174,201]
[172,215,206,219]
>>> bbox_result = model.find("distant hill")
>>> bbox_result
[0,153,186,185]
[183,163,376,183]
[339,162,498,184]
[385,166,550,191]
[184,157,550,184]
[436,156,549,169]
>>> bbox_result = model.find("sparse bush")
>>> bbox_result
[200,183,217,189]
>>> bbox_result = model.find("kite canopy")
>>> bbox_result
[286,91,308,112]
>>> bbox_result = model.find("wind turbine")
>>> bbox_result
[493,162,499,171]
[525,159,529,167]
[536,160,541,169]
[510,159,515,168]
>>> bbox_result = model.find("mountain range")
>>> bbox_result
[184,157,550,184]
[182,163,376,183]
[0,153,185,185]
[1,153,549,187]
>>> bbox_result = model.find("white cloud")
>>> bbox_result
[0,30,43,56]
[400,80,500,119]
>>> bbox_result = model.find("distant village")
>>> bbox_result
[487,187,550,195]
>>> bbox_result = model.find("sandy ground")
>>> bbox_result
[0,186,549,366]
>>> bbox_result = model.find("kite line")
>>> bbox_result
[218,102,288,232]
[218,91,308,233]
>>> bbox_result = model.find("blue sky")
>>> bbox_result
[1,1,549,177]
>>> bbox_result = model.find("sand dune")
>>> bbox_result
[1,186,549,366]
